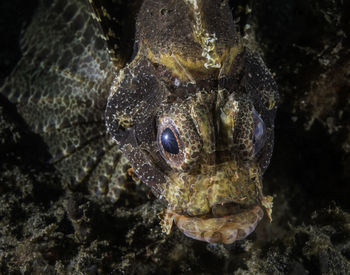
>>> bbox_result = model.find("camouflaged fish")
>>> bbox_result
[0,0,278,244]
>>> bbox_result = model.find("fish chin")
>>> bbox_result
[173,205,264,244]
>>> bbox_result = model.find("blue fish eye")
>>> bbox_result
[161,128,179,154]
[252,108,266,154]
[254,119,264,141]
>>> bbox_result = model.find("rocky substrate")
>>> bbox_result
[0,0,349,274]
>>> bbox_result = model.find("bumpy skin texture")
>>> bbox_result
[106,0,279,243]
[1,0,278,244]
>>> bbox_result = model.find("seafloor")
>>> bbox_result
[0,0,349,274]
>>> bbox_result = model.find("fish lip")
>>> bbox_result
[211,201,250,217]
[173,205,264,244]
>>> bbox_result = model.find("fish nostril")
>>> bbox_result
[212,202,242,217]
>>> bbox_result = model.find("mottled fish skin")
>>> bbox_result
[105,0,279,243]
[0,0,279,244]
[0,0,130,201]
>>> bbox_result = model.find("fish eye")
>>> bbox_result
[252,108,266,155]
[157,107,202,170]
[157,117,185,168]
[161,128,179,154]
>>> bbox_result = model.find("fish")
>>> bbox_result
[0,0,278,244]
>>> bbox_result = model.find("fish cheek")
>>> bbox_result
[105,56,169,194]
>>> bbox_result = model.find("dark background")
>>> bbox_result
[0,0,349,274]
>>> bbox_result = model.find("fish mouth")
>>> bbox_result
[173,205,264,244]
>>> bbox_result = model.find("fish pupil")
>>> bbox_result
[252,109,266,154]
[161,128,179,154]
